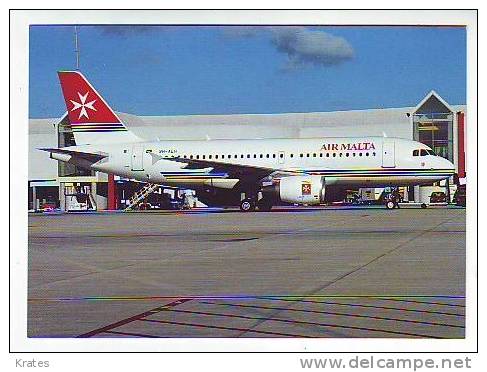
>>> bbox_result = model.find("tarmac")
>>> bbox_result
[28,205,466,338]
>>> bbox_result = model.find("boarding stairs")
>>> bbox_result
[124,183,159,211]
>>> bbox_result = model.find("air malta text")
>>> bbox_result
[321,142,376,151]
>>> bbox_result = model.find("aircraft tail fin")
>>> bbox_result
[57,71,141,145]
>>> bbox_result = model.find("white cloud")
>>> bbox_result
[269,27,354,69]
[223,26,355,69]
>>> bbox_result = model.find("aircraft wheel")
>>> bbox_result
[257,199,273,212]
[421,203,427,209]
[240,198,255,212]
[385,201,396,210]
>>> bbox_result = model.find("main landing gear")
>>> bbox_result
[240,198,255,212]
[239,197,273,212]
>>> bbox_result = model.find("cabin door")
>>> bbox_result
[131,145,145,171]
[382,139,396,168]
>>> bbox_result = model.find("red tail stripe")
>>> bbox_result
[58,71,123,125]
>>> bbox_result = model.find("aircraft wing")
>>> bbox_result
[155,154,277,181]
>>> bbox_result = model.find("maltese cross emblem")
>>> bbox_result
[70,92,97,119]
[302,183,311,195]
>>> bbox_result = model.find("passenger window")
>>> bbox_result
[333,153,336,157]
[339,153,343,157]
[266,154,269,158]
[190,155,193,159]
[241,154,244,158]
[413,150,419,156]
[326,153,330,158]
[279,153,284,158]
[366,152,369,156]
[272,154,276,158]
[300,154,304,158]
[247,154,250,158]
[319,153,323,157]
[123,149,128,153]
[313,153,317,157]
[372,152,376,156]
[353,153,356,157]
[290,154,294,158]
[196,155,200,159]
[259,154,263,158]
[306,154,310,157]
[359,153,363,156]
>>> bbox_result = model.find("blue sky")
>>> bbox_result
[29,25,466,118]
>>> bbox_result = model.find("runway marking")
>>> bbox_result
[199,302,464,328]
[152,307,452,338]
[77,298,192,338]
[255,298,465,317]
[71,295,464,339]
[103,330,159,338]
[374,297,466,308]
[139,318,313,338]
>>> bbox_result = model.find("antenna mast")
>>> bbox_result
[74,26,80,70]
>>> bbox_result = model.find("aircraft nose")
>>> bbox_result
[442,157,455,173]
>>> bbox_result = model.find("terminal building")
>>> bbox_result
[28,90,466,211]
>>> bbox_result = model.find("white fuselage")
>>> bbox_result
[61,136,455,189]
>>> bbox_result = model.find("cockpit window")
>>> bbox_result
[414,148,436,157]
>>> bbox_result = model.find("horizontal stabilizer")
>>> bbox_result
[40,148,108,163]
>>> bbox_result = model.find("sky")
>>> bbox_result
[29,25,466,118]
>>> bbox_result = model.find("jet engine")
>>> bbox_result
[264,175,326,205]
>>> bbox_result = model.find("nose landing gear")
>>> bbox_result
[384,188,401,210]
[385,200,396,210]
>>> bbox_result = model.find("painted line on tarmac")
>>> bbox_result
[77,298,193,338]
[373,297,465,308]
[157,307,451,338]
[139,318,312,338]
[255,297,465,317]
[198,301,464,329]
[103,330,160,338]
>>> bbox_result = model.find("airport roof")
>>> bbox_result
[29,104,467,140]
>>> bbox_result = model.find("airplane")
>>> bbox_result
[42,71,456,211]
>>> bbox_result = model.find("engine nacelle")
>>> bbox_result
[276,175,325,205]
